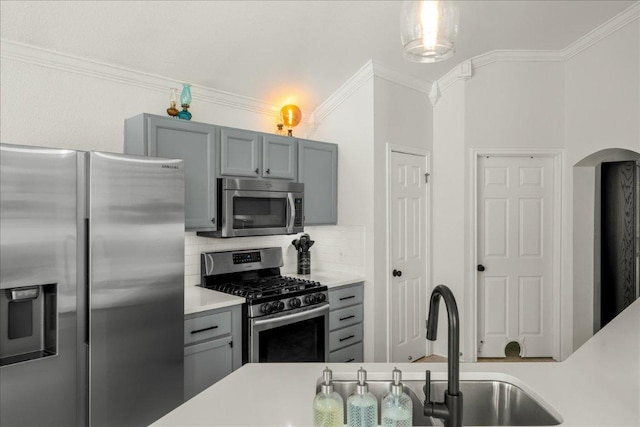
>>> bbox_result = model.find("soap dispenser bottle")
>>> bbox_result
[313,367,344,427]
[347,367,378,427]
[381,367,413,427]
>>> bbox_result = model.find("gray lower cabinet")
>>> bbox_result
[298,139,338,225]
[183,305,242,401]
[328,282,364,363]
[124,114,217,231]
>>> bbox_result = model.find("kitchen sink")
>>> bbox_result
[318,378,562,426]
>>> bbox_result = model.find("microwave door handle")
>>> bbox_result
[287,193,295,233]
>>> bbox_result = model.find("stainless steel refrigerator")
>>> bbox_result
[0,143,185,426]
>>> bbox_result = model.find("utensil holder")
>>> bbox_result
[297,251,310,274]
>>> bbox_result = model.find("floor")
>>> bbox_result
[414,355,555,363]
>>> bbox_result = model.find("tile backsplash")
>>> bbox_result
[184,225,365,286]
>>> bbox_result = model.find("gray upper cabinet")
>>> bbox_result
[298,139,338,225]
[262,135,296,180]
[220,128,261,178]
[124,114,217,231]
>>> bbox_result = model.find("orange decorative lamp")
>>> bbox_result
[280,104,302,137]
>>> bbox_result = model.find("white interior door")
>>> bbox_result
[389,150,427,362]
[477,155,554,358]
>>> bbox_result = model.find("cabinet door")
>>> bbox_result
[262,135,296,180]
[298,140,338,225]
[184,336,233,401]
[148,117,217,231]
[220,128,261,177]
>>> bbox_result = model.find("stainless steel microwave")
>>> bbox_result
[198,178,304,238]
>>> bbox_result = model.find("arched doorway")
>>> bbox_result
[573,148,640,350]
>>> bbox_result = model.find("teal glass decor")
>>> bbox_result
[178,83,192,120]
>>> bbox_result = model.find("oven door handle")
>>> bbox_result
[253,303,329,326]
[286,192,295,233]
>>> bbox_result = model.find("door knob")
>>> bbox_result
[477,264,486,272]
[392,269,402,277]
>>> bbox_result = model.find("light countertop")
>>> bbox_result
[185,270,365,315]
[162,298,640,426]
[282,270,365,289]
[184,286,245,315]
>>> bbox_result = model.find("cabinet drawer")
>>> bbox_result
[329,342,363,363]
[330,305,363,331]
[329,324,363,351]
[329,284,363,310]
[184,311,231,345]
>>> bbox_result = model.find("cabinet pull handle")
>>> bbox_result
[211,217,216,224]
[339,315,355,321]
[346,358,355,363]
[255,168,259,174]
[190,325,218,334]
[266,168,271,174]
[339,334,355,342]
[339,295,355,301]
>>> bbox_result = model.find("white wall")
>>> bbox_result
[566,17,640,351]
[431,8,639,360]
[311,77,376,360]
[311,72,432,362]
[431,80,467,357]
[372,77,432,361]
[466,62,565,149]
[0,53,289,153]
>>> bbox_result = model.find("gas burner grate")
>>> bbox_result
[206,275,322,300]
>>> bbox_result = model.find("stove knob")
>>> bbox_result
[261,303,273,314]
[289,298,301,308]
[305,294,317,304]
[274,301,285,311]
[316,293,327,303]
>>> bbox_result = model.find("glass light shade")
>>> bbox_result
[400,1,459,63]
[281,104,302,128]
[180,83,192,106]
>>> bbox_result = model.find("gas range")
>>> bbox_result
[200,248,328,319]
[201,247,330,364]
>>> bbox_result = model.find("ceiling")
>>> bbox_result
[1,1,636,112]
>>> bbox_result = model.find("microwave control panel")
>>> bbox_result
[294,198,303,227]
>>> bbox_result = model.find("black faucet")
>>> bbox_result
[423,284,463,427]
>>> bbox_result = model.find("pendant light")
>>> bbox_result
[400,1,459,63]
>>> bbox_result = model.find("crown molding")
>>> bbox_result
[370,60,431,94]
[563,1,639,60]
[308,59,431,134]
[434,2,639,100]
[308,60,375,133]
[0,39,283,119]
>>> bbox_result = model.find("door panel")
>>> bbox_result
[262,135,296,180]
[88,152,184,426]
[477,156,554,358]
[389,150,427,362]
[220,128,260,177]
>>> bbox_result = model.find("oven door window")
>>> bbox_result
[233,197,287,229]
[256,316,325,363]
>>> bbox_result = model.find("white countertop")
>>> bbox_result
[185,270,365,315]
[184,286,245,315]
[283,270,365,289]
[160,298,640,426]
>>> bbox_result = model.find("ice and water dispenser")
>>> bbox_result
[0,283,57,366]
